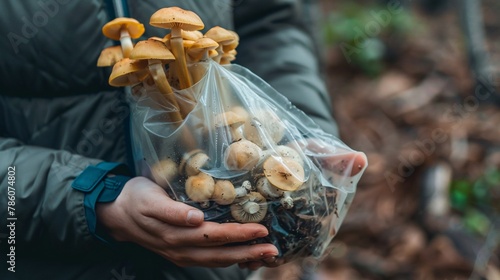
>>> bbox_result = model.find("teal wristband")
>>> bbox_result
[72,162,131,243]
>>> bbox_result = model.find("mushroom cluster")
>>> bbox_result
[98,7,344,260]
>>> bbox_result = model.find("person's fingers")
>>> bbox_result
[318,151,368,176]
[162,243,279,268]
[140,189,205,227]
[141,220,269,247]
[300,139,368,176]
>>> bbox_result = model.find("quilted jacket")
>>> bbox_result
[0,0,337,279]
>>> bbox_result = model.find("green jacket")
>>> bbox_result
[0,0,337,279]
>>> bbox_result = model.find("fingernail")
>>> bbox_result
[254,231,268,238]
[187,210,204,225]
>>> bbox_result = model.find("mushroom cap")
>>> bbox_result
[185,152,210,177]
[188,37,219,57]
[222,31,239,52]
[109,58,148,87]
[102,17,145,40]
[263,156,305,191]
[149,36,164,42]
[224,140,263,170]
[150,7,204,31]
[214,111,246,128]
[150,159,178,188]
[208,49,218,58]
[164,38,196,50]
[271,145,304,166]
[97,46,124,67]
[164,30,202,41]
[185,172,215,203]
[230,192,268,223]
[130,39,175,61]
[204,26,235,45]
[179,149,210,176]
[212,180,237,205]
[243,109,285,147]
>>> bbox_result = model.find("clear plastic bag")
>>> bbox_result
[129,60,366,261]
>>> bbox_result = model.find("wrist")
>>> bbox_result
[72,162,132,244]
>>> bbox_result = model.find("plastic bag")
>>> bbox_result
[129,60,366,261]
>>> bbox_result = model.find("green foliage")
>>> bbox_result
[323,2,419,76]
[450,168,500,236]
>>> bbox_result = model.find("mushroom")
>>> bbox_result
[108,58,149,87]
[150,159,178,189]
[150,7,204,89]
[129,39,184,121]
[263,145,304,166]
[187,37,219,83]
[204,26,236,64]
[214,111,246,142]
[185,172,215,208]
[222,31,239,53]
[97,46,123,67]
[102,17,145,58]
[187,37,219,62]
[179,149,210,177]
[262,156,305,192]
[243,109,286,148]
[212,180,237,205]
[230,192,268,223]
[224,139,263,170]
[256,177,294,209]
[220,49,237,65]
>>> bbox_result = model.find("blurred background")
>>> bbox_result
[260,0,500,279]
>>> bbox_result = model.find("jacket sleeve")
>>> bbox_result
[0,137,101,249]
[233,0,338,136]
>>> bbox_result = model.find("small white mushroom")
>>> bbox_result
[230,192,268,223]
[235,180,253,198]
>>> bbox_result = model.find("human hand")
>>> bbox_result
[300,138,367,177]
[96,176,279,267]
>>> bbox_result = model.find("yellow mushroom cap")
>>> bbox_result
[204,26,235,45]
[263,156,305,191]
[129,39,176,61]
[97,46,123,67]
[102,17,145,40]
[223,30,239,52]
[185,172,215,203]
[109,58,148,87]
[187,37,219,60]
[150,7,204,31]
[212,180,237,205]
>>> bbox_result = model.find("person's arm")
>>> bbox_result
[0,137,100,249]
[233,0,338,136]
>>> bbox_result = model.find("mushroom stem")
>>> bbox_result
[280,192,294,209]
[170,29,193,89]
[120,28,134,58]
[235,180,252,197]
[243,201,260,215]
[148,61,184,122]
